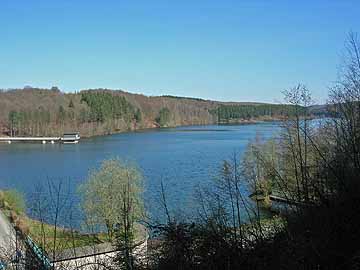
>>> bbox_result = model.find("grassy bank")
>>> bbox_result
[0,189,145,252]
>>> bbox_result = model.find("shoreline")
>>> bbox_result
[0,120,259,141]
[62,118,285,139]
[0,116,326,142]
[75,117,296,139]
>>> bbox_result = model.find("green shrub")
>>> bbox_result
[3,189,26,214]
[0,191,4,208]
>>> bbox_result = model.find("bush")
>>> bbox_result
[3,189,26,214]
[0,191,4,208]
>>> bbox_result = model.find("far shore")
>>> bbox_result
[0,116,327,141]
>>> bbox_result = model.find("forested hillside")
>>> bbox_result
[215,104,304,123]
[0,87,325,137]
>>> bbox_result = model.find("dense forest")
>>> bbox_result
[215,104,305,123]
[0,87,326,138]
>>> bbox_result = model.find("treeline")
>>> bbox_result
[161,95,208,102]
[214,104,306,123]
[5,91,144,137]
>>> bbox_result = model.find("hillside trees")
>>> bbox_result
[1,88,326,138]
[3,91,143,136]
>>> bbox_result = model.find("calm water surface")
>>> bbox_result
[0,123,280,224]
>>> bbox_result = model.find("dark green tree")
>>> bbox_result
[135,109,142,123]
[156,107,171,127]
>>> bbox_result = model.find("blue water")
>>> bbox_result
[0,123,280,225]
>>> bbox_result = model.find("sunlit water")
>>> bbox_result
[0,123,280,227]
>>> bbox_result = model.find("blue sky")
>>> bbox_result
[0,1,359,103]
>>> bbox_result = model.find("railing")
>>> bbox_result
[25,236,53,270]
[0,135,80,144]
[0,137,60,141]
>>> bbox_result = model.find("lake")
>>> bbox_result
[0,123,280,225]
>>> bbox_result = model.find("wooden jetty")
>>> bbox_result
[0,132,80,144]
[269,194,311,207]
